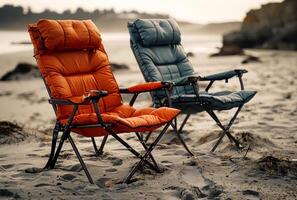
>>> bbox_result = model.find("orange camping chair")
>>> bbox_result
[27,19,180,184]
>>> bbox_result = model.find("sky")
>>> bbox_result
[0,0,283,24]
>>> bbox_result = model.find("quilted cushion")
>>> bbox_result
[60,105,181,137]
[36,19,101,50]
[28,19,181,138]
[28,20,122,120]
[131,19,181,46]
[128,19,195,106]
[171,90,257,112]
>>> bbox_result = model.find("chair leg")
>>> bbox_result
[99,135,108,154]
[123,122,170,183]
[49,129,70,169]
[68,135,94,184]
[144,131,152,143]
[171,118,194,156]
[178,114,191,133]
[91,137,100,157]
[107,127,159,172]
[43,123,60,169]
[91,135,108,157]
[205,106,243,152]
[211,131,226,152]
[135,132,161,172]
[25,123,60,173]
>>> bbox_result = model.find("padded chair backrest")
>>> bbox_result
[28,19,122,120]
[128,19,195,106]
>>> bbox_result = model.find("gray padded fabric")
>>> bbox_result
[128,18,256,112]
[201,69,246,81]
[132,19,181,46]
[171,90,257,113]
[128,19,195,106]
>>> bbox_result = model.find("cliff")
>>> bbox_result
[223,0,297,50]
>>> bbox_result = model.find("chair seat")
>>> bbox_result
[60,104,180,137]
[171,90,256,112]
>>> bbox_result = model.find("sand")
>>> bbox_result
[0,39,297,199]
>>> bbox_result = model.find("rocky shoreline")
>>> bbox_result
[223,0,297,51]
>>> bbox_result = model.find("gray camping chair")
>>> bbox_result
[127,19,257,154]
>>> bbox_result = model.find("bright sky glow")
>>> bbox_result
[0,0,283,24]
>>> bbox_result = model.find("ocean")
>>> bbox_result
[0,31,222,55]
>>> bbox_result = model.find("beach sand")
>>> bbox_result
[0,40,297,199]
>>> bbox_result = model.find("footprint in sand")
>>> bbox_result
[108,157,123,166]
[181,166,207,189]
[1,164,14,170]
[63,163,83,172]
[180,164,225,199]
[174,150,188,156]
[181,187,207,199]
[26,153,39,157]
[0,188,25,199]
[105,168,117,172]
[34,183,55,187]
[242,189,261,200]
[95,177,112,188]
[161,160,173,167]
[60,173,76,181]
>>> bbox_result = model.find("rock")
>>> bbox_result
[18,92,47,104]
[110,63,129,71]
[186,51,195,57]
[0,63,41,81]
[210,45,244,57]
[0,121,28,144]
[223,0,297,50]
[241,55,261,64]
[10,41,31,45]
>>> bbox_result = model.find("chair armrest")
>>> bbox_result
[119,81,171,94]
[48,98,73,105]
[200,69,247,81]
[173,75,200,86]
[49,90,108,105]
[83,90,108,102]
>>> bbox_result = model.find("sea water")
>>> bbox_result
[0,31,221,55]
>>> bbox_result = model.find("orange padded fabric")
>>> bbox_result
[62,105,180,137]
[28,19,180,137]
[37,19,101,51]
[28,20,122,120]
[127,82,164,93]
[28,24,44,54]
